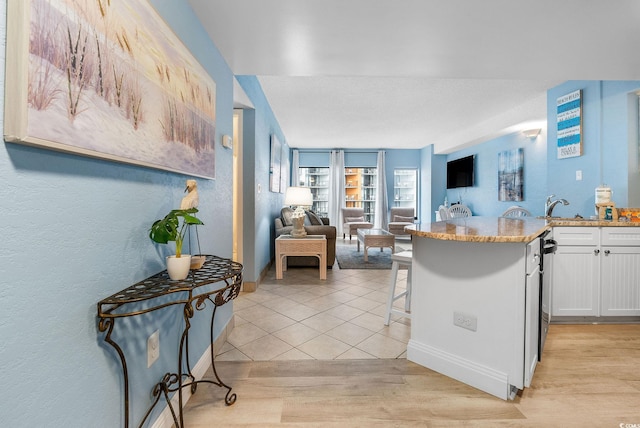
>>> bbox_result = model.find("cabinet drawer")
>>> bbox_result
[601,227,640,246]
[553,227,599,246]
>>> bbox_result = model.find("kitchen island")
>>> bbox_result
[405,217,549,400]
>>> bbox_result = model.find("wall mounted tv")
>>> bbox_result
[446,155,475,189]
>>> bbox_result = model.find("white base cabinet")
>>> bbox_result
[408,237,541,400]
[552,226,640,318]
[551,244,600,317]
[600,228,640,315]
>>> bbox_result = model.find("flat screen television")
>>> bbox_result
[446,155,475,189]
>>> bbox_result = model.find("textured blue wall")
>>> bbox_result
[547,81,640,217]
[420,145,447,222]
[0,0,235,426]
[439,80,640,219]
[443,131,548,217]
[234,76,288,281]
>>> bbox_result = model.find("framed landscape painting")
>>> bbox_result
[4,0,217,178]
[498,148,524,202]
[270,134,282,193]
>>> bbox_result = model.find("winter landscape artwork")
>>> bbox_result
[4,0,217,178]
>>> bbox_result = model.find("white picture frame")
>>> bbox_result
[269,134,281,193]
[4,0,217,178]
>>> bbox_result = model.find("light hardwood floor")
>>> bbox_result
[182,324,640,426]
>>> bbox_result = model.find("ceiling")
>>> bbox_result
[187,0,640,154]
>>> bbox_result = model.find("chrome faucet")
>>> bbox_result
[545,195,570,217]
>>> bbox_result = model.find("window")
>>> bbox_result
[345,167,377,223]
[298,167,329,217]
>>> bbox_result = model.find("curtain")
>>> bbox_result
[375,150,388,229]
[291,149,300,186]
[328,149,345,236]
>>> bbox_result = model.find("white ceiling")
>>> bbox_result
[187,0,640,153]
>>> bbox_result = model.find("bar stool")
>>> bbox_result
[384,250,412,326]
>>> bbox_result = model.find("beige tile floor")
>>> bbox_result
[215,238,412,361]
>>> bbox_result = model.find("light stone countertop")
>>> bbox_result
[545,218,640,227]
[406,216,640,243]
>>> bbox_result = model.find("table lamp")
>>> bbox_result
[284,186,313,238]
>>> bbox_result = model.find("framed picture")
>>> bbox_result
[269,134,281,193]
[557,89,582,159]
[498,148,524,201]
[279,143,289,194]
[4,0,217,178]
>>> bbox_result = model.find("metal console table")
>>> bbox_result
[97,255,243,428]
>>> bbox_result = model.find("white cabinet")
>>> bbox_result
[600,228,640,316]
[409,236,543,400]
[551,226,640,318]
[393,169,417,210]
[551,244,600,316]
[524,239,540,388]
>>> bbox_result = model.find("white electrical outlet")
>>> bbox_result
[453,311,477,332]
[147,330,160,368]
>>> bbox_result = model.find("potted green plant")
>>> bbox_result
[149,208,204,280]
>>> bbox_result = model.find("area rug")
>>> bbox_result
[335,243,409,269]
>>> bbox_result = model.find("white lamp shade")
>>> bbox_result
[285,187,313,206]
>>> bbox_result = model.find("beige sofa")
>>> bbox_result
[275,208,336,268]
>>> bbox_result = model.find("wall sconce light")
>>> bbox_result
[221,134,232,149]
[522,128,541,139]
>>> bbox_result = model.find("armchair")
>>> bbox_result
[388,207,415,236]
[341,207,373,240]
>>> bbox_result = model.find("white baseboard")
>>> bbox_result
[151,316,234,428]
[407,339,513,400]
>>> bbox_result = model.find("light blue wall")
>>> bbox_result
[443,131,548,217]
[299,151,331,168]
[439,80,640,219]
[235,76,288,281]
[0,1,235,426]
[420,145,447,222]
[547,81,640,218]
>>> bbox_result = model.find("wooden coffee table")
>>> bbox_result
[275,235,327,280]
[357,229,395,262]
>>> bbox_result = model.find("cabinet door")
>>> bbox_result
[600,246,640,316]
[551,245,600,316]
[524,264,540,388]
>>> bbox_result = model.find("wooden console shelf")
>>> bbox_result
[97,255,243,428]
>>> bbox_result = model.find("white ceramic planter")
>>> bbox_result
[166,254,192,280]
